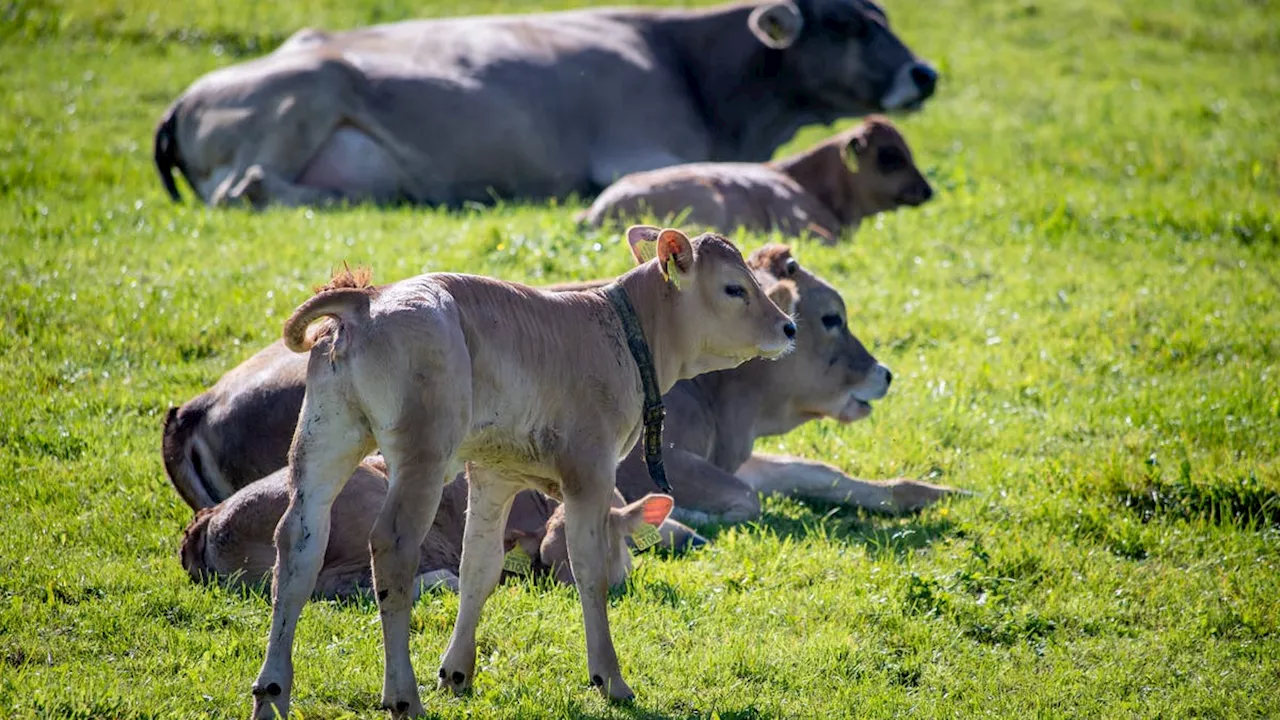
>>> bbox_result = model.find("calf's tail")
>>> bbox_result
[283,288,373,353]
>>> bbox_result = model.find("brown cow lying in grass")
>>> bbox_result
[181,455,675,598]
[249,227,796,718]
[579,116,932,243]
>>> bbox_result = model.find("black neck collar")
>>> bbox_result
[603,282,672,495]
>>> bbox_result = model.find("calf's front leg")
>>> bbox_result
[736,452,960,513]
[563,475,633,701]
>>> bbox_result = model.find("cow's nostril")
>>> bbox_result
[783,322,797,339]
[884,368,894,387]
[920,184,933,202]
[909,64,937,98]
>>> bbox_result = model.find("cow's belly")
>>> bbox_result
[296,127,402,201]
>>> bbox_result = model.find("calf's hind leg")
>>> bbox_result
[368,433,462,717]
[438,465,525,695]
[251,390,374,720]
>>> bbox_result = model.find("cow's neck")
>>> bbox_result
[613,263,692,394]
[771,143,862,228]
[690,364,770,472]
[648,5,818,162]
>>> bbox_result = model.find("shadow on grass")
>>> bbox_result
[690,498,960,560]
[565,703,782,720]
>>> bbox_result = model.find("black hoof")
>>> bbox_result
[251,681,282,697]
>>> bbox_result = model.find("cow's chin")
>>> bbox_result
[837,397,873,423]
[806,394,873,423]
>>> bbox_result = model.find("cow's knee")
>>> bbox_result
[720,491,762,524]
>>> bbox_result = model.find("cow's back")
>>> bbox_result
[174,9,708,204]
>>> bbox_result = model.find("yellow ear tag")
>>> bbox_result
[631,523,663,553]
[665,257,682,289]
[502,545,533,575]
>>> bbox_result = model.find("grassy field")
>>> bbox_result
[2,0,1279,717]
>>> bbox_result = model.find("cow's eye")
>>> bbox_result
[877,147,907,172]
[784,258,799,276]
[724,284,747,299]
[824,8,869,39]
[821,314,843,330]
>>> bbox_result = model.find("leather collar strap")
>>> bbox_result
[603,282,672,494]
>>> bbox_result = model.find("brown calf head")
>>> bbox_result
[747,244,891,431]
[540,494,675,587]
[842,116,932,214]
[626,226,796,375]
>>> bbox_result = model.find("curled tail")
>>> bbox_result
[283,288,373,353]
[162,405,226,510]
[154,104,187,202]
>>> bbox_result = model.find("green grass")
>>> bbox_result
[2,0,1279,717]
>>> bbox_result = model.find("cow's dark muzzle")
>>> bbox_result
[909,63,938,101]
[898,181,934,207]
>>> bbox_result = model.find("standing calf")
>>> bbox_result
[580,117,932,242]
[251,227,795,718]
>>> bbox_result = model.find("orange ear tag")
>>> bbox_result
[631,523,663,553]
[502,545,533,575]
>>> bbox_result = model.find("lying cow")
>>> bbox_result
[579,116,932,242]
[154,0,937,208]
[249,228,796,718]
[162,247,952,529]
[181,456,674,598]
[615,243,953,521]
[161,335,707,553]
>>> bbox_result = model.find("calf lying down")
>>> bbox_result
[181,456,674,598]
[249,228,796,717]
[579,116,932,243]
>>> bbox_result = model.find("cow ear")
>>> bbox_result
[747,244,798,279]
[839,125,870,160]
[614,494,675,533]
[843,126,870,172]
[749,1,804,50]
[656,228,694,282]
[626,225,661,265]
[766,279,799,316]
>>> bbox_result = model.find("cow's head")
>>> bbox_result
[540,494,675,588]
[841,116,933,215]
[748,0,937,115]
[745,245,892,433]
[626,226,797,376]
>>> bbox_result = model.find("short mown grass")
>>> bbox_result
[2,0,1278,717]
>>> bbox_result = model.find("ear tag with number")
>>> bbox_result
[502,545,533,575]
[631,523,663,553]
